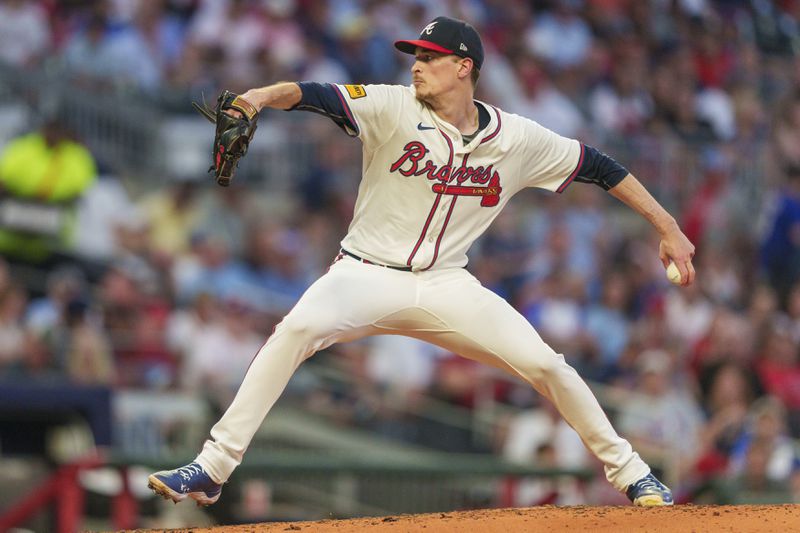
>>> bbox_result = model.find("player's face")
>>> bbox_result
[412,48,462,101]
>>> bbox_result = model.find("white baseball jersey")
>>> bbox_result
[334,83,583,270]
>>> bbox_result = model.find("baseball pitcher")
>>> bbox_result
[149,16,695,508]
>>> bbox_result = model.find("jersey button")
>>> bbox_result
[428,236,434,242]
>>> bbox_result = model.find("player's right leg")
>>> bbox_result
[409,267,672,506]
[148,256,416,505]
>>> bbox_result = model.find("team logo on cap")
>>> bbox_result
[422,21,437,35]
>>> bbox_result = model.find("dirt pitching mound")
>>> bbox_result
[144,504,800,532]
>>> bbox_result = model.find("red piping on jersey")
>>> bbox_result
[422,152,470,270]
[406,195,441,267]
[423,197,457,271]
[332,84,360,135]
[480,106,502,144]
[406,129,455,267]
[556,142,585,193]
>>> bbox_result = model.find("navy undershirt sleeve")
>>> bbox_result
[573,144,629,190]
[288,81,358,135]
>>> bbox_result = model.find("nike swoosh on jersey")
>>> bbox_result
[417,122,436,131]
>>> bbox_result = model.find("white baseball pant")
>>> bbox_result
[196,255,650,492]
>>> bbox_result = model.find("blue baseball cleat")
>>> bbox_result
[147,462,222,506]
[626,472,674,506]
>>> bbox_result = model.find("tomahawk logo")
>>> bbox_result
[422,21,437,35]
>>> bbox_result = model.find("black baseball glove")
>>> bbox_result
[192,90,259,186]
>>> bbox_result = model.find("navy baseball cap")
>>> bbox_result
[395,16,484,71]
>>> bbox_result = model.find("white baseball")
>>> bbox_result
[666,261,682,284]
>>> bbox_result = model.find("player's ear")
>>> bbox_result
[458,58,473,81]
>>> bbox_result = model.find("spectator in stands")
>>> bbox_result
[500,398,590,505]
[589,57,653,135]
[696,244,744,307]
[0,118,96,263]
[166,291,218,364]
[664,276,715,351]
[187,0,270,90]
[523,269,586,372]
[520,217,577,286]
[721,437,794,503]
[785,282,800,344]
[754,319,800,436]
[365,335,441,398]
[525,0,592,70]
[773,89,800,172]
[138,180,203,261]
[582,271,631,379]
[59,298,115,385]
[297,139,356,217]
[99,257,173,388]
[671,85,718,143]
[683,147,736,246]
[473,206,530,300]
[129,0,187,83]
[618,349,704,479]
[693,25,735,90]
[693,363,754,481]
[236,224,312,316]
[299,38,349,84]
[25,265,87,335]
[725,397,798,502]
[688,307,755,381]
[0,284,27,371]
[0,257,10,296]
[334,16,383,83]
[0,0,51,67]
[747,284,780,343]
[261,0,305,73]
[181,297,263,408]
[760,166,800,304]
[170,232,248,306]
[71,173,140,261]
[559,186,611,281]
[61,12,161,92]
[509,53,587,138]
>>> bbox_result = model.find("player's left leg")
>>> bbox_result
[149,257,417,505]
[405,267,670,506]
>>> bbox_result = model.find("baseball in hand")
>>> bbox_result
[666,261,682,285]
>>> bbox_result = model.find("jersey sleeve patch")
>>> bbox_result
[345,84,367,99]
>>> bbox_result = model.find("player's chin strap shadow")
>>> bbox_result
[192,93,217,124]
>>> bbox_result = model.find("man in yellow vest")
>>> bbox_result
[0,120,97,262]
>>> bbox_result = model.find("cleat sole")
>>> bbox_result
[634,495,673,507]
[148,477,187,504]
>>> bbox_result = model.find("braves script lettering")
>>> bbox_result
[389,141,502,206]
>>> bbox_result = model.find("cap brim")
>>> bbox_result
[394,39,454,55]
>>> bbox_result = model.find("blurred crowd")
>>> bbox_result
[2,0,800,507]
